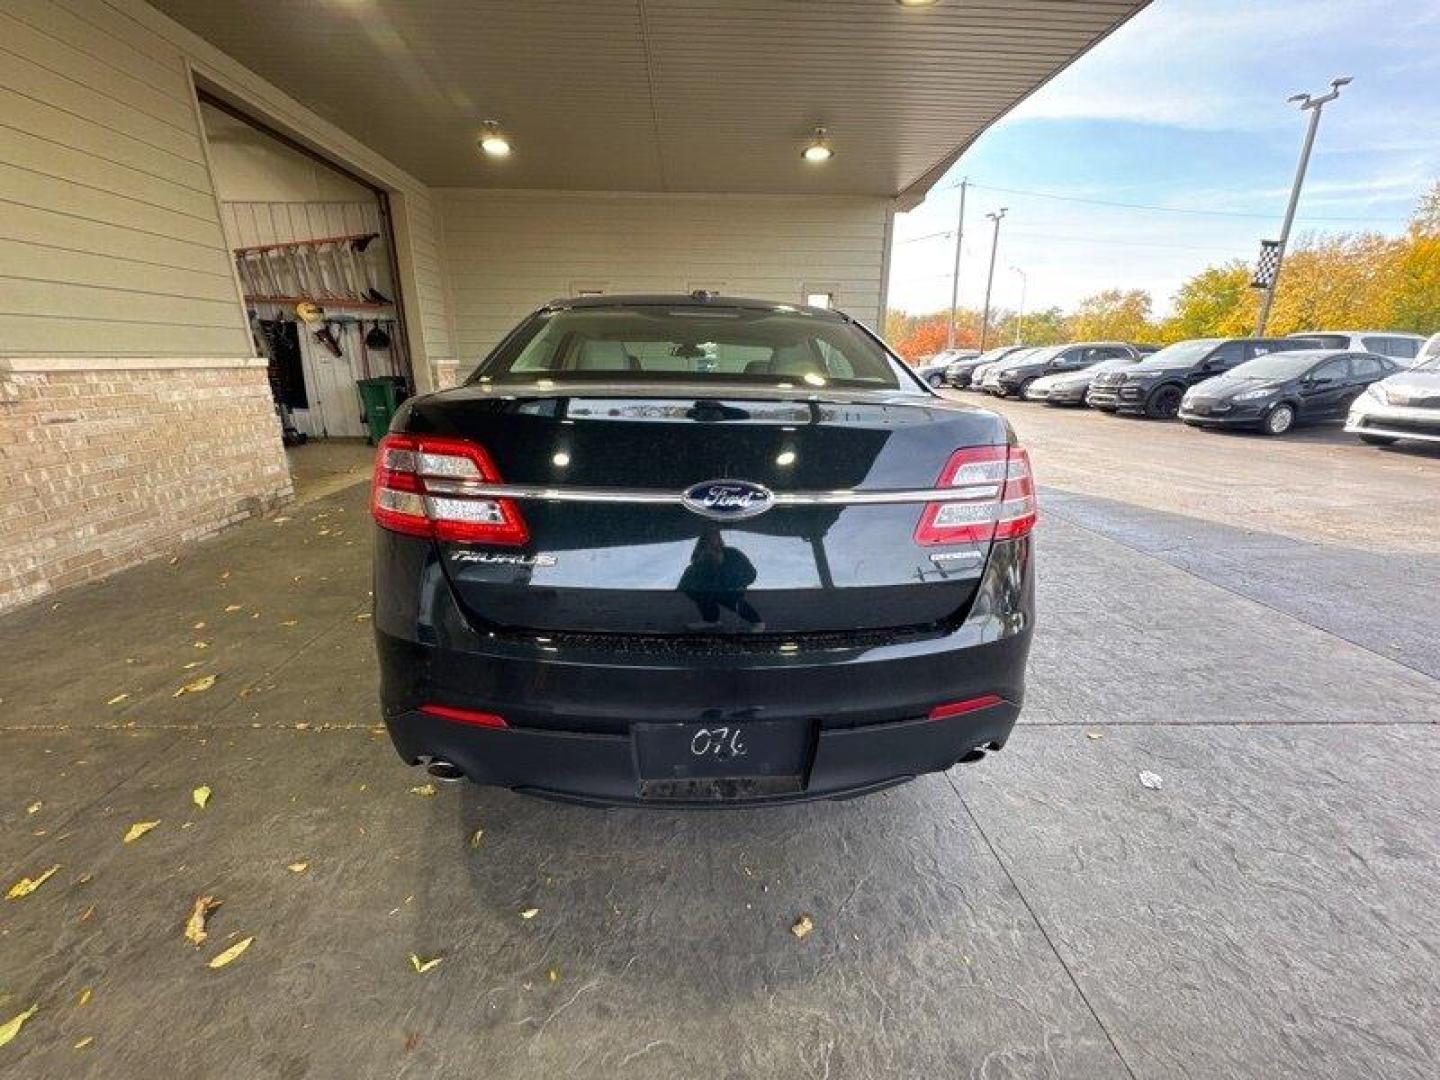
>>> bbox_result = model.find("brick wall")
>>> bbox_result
[0,363,292,612]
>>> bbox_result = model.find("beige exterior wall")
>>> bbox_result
[0,0,455,612]
[436,190,892,374]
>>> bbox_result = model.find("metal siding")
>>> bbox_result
[437,190,890,364]
[0,0,250,357]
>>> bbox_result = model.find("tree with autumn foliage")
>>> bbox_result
[884,181,1439,354]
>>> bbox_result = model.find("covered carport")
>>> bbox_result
[1,0,1147,611]
[5,5,1440,1078]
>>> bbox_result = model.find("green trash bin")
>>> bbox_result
[356,376,406,444]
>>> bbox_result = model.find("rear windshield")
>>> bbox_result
[470,304,909,390]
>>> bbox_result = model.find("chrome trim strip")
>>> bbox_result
[421,479,999,505]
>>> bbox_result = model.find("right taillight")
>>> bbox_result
[915,445,1037,545]
[372,433,529,545]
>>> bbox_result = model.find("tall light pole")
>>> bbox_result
[945,179,968,351]
[978,208,1007,351]
[1255,76,1352,336]
[1010,266,1027,345]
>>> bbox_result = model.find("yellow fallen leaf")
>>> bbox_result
[409,784,436,797]
[790,913,815,940]
[519,907,539,920]
[193,641,209,650]
[182,661,204,670]
[548,968,559,983]
[280,619,299,627]
[409,953,443,973]
[78,904,95,922]
[469,827,484,848]
[224,604,242,613]
[0,1004,39,1048]
[123,820,160,844]
[74,1036,93,1050]
[272,516,290,524]
[7,864,61,900]
[173,674,216,697]
[1085,731,1104,740]
[77,987,92,1006]
[185,894,221,947]
[193,785,212,809]
[106,693,129,706]
[192,621,206,630]
[207,935,253,969]
[355,613,372,622]
[287,861,309,873]
[27,800,42,815]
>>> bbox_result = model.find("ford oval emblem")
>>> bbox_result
[681,479,775,521]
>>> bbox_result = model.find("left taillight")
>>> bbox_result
[914,444,1037,546]
[371,433,529,545]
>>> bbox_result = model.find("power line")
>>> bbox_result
[931,178,1408,224]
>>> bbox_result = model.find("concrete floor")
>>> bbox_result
[3,418,1438,1079]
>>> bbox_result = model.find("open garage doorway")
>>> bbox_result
[197,94,415,445]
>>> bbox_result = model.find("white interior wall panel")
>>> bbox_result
[438,190,891,366]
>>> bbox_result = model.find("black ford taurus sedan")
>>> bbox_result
[1180,349,1399,435]
[372,294,1036,805]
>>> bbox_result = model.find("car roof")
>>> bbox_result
[1287,329,1425,338]
[542,292,847,320]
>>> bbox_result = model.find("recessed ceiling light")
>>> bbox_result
[478,120,511,157]
[802,127,833,162]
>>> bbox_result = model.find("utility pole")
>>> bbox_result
[945,179,968,351]
[1255,76,1351,336]
[978,208,1007,351]
[1010,266,1027,345]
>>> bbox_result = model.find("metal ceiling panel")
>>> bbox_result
[151,0,1148,200]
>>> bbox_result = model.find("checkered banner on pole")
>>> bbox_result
[1251,240,1282,290]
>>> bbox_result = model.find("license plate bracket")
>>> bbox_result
[633,719,815,798]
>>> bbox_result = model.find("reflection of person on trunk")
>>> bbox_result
[680,527,765,630]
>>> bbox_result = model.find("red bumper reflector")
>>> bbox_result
[928,694,1003,721]
[420,703,508,728]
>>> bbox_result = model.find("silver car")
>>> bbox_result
[1345,332,1440,445]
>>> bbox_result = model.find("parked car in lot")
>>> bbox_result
[1287,330,1426,365]
[1028,353,1146,405]
[987,341,1138,399]
[1087,337,1316,418]
[913,353,960,387]
[1345,332,1440,446]
[947,346,1020,388]
[1179,349,1399,435]
[371,293,1035,805]
[967,347,1036,391]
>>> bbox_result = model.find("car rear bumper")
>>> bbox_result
[383,695,1020,806]
[374,534,1034,805]
[1345,402,1440,443]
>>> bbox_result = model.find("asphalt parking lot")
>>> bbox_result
[3,412,1439,1079]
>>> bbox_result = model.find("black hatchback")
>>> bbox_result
[371,295,1035,805]
[1179,349,1399,435]
[1087,337,1316,418]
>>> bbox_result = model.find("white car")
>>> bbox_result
[1345,332,1440,445]
[1288,331,1425,366]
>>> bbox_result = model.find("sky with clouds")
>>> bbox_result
[886,0,1440,319]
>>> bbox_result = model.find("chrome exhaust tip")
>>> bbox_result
[423,758,465,783]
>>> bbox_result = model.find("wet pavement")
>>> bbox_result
[2,425,1437,1079]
